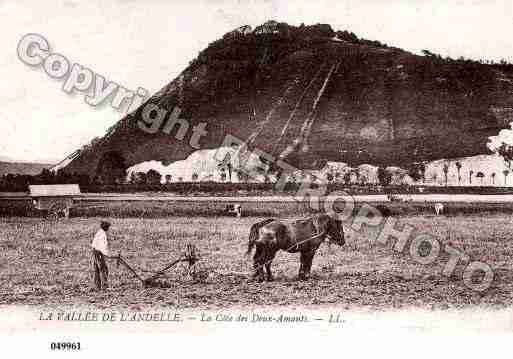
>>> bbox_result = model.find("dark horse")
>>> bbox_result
[246,214,345,281]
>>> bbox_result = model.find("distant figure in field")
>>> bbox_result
[434,203,444,216]
[388,194,412,203]
[90,221,117,290]
[387,194,398,202]
[226,204,242,218]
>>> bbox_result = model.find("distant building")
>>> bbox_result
[29,184,81,218]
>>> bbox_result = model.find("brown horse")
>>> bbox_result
[246,214,345,282]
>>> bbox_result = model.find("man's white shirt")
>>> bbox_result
[91,229,110,256]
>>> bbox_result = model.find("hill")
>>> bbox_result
[62,21,513,180]
[0,161,52,176]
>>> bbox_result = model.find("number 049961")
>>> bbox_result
[50,342,81,351]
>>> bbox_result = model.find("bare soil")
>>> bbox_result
[1,214,512,310]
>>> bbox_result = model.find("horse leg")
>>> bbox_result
[298,262,304,280]
[252,244,266,282]
[304,250,316,277]
[298,251,308,280]
[264,249,277,282]
[298,251,314,280]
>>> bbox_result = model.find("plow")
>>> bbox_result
[115,243,201,288]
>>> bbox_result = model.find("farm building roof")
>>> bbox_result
[28,184,81,197]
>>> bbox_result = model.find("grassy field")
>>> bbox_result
[1,213,512,310]
[4,196,513,218]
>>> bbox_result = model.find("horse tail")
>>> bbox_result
[246,218,275,256]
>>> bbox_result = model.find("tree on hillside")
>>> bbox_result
[503,170,510,186]
[217,153,233,182]
[343,172,351,185]
[146,169,162,185]
[377,167,392,187]
[469,170,474,185]
[95,151,127,184]
[407,162,425,183]
[38,168,55,184]
[491,172,496,185]
[432,173,438,184]
[165,174,172,184]
[359,175,368,186]
[130,172,147,185]
[129,172,137,184]
[0,173,32,192]
[497,143,513,169]
[476,171,485,185]
[442,163,449,186]
[455,161,462,185]
[191,173,199,182]
[227,162,233,182]
[236,169,251,183]
[422,49,439,58]
[219,168,227,182]
[336,30,359,43]
[55,169,72,184]
[286,173,297,184]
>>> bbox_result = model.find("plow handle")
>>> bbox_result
[145,257,185,282]
[117,255,145,284]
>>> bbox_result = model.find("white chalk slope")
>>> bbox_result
[127,147,270,183]
[126,125,513,186]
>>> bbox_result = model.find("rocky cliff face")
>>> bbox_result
[62,21,513,178]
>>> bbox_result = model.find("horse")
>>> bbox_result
[246,214,345,282]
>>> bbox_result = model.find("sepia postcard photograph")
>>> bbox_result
[1,0,513,356]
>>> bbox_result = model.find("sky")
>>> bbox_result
[1,0,513,163]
